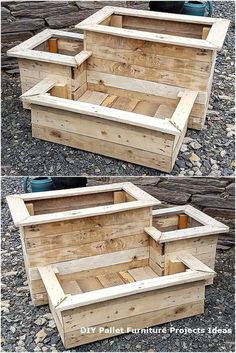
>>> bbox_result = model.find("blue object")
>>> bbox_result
[23,177,54,193]
[183,1,213,17]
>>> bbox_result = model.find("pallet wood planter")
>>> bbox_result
[21,77,198,172]
[6,183,228,348]
[76,6,229,129]
[7,29,86,99]
[6,182,160,306]
[150,205,229,282]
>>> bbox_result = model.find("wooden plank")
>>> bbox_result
[38,266,66,307]
[78,90,108,105]
[154,105,175,119]
[87,71,207,105]
[6,195,30,226]
[111,96,139,112]
[51,84,68,99]
[119,271,135,283]
[57,270,210,311]
[63,300,204,348]
[123,183,160,203]
[170,90,198,132]
[113,191,126,204]
[74,50,92,66]
[128,266,157,281]
[87,57,208,91]
[27,233,149,267]
[133,101,159,117]
[62,281,204,332]
[32,124,174,172]
[178,215,188,229]
[101,94,118,107]
[48,38,58,53]
[177,254,215,273]
[144,226,162,242]
[168,260,186,275]
[97,273,124,287]
[77,277,104,292]
[25,203,34,216]
[60,280,83,295]
[31,106,175,156]
[110,15,123,28]
[207,20,230,49]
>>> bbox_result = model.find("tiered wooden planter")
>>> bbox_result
[7,8,229,171]
[7,183,229,348]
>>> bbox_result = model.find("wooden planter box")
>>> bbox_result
[21,76,198,172]
[37,254,214,348]
[151,205,229,282]
[6,183,228,348]
[7,29,86,99]
[6,182,160,306]
[76,6,229,129]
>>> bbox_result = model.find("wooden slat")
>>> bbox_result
[101,94,118,107]
[60,280,83,295]
[6,195,30,226]
[119,271,135,283]
[144,226,162,242]
[111,96,139,112]
[77,277,104,292]
[38,266,66,307]
[97,273,124,287]
[78,90,108,105]
[177,254,215,273]
[128,266,157,281]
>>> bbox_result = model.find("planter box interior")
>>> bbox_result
[76,6,229,129]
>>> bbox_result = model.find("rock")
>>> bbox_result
[183,137,194,144]
[35,329,47,343]
[1,31,33,43]
[1,7,11,20]
[2,19,45,34]
[176,159,186,169]
[180,144,188,152]
[219,94,233,100]
[10,326,16,333]
[11,4,78,18]
[190,141,202,150]
[189,152,200,164]
[45,11,93,29]
[191,194,235,209]
[48,320,56,328]
[35,317,47,326]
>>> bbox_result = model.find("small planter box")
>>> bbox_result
[7,29,85,99]
[21,76,198,172]
[6,182,160,306]
[151,205,229,282]
[76,6,229,129]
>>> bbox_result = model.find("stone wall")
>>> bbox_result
[1,1,148,72]
[87,177,235,249]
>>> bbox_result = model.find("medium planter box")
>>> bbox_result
[21,76,198,172]
[151,205,229,282]
[7,29,86,100]
[7,182,160,306]
[76,6,229,129]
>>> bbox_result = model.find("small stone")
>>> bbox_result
[220,150,227,157]
[136,344,142,349]
[189,152,200,164]
[212,164,219,170]
[180,144,188,152]
[10,326,16,333]
[42,313,53,320]
[50,335,61,344]
[183,137,193,144]
[219,94,233,100]
[36,328,47,342]
[48,320,56,328]
[190,141,202,150]
[35,317,47,326]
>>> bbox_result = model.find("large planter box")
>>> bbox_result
[7,182,160,306]
[76,6,229,129]
[7,29,85,99]
[151,205,229,282]
[21,77,197,172]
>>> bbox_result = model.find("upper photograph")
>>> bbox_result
[2,1,235,176]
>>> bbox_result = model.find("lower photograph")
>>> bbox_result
[1,176,235,352]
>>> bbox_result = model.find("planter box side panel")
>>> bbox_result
[164,234,218,274]
[18,59,72,95]
[62,281,205,348]
[23,207,151,304]
[30,104,175,172]
[85,31,213,129]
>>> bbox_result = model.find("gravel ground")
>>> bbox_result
[1,1,235,176]
[1,177,235,352]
